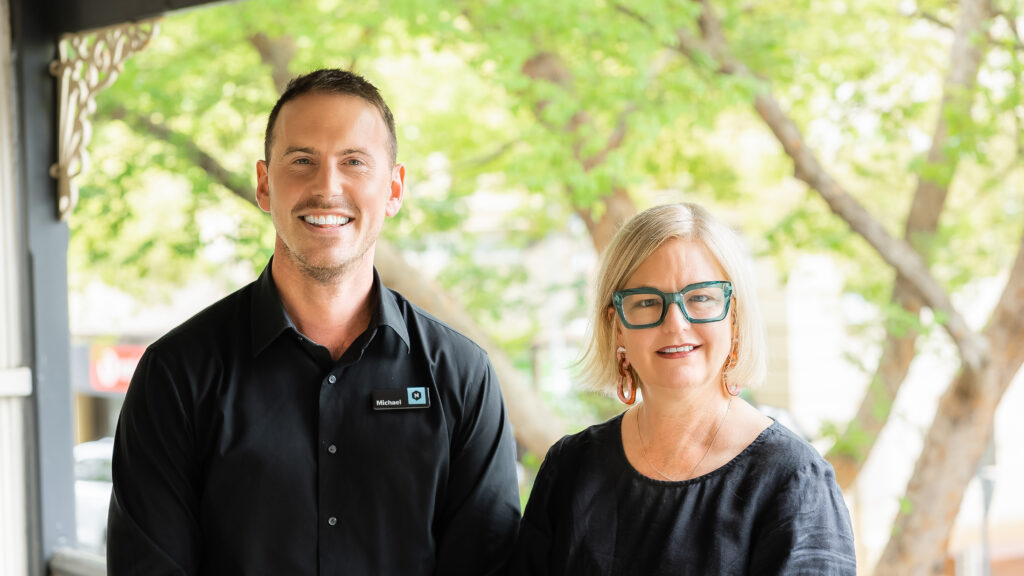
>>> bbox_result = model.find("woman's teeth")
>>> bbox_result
[661,345,695,353]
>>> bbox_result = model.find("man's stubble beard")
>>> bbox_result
[281,237,373,286]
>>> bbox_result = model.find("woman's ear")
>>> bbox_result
[608,306,623,345]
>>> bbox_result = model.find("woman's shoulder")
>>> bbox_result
[541,412,625,469]
[550,411,624,450]
[754,421,832,471]
[745,422,856,571]
[733,420,841,497]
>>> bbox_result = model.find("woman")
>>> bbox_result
[512,203,856,575]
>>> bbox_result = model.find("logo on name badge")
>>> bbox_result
[407,387,427,405]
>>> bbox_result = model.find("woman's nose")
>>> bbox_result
[661,302,692,330]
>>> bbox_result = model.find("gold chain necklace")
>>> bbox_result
[636,395,733,481]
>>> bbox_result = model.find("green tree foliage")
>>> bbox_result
[74,0,1023,402]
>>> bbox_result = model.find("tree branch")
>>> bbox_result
[827,0,994,488]
[994,8,1024,57]
[519,50,639,250]
[109,106,259,208]
[452,140,518,171]
[915,8,1024,53]
[521,50,637,172]
[346,25,379,74]
[613,3,654,29]
[582,103,637,171]
[249,33,296,94]
[998,8,1023,48]
[915,10,955,30]
[984,227,1024,361]
[674,0,989,372]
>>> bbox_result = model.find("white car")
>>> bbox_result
[74,437,114,556]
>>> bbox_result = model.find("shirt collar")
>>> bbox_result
[374,269,411,352]
[251,259,411,357]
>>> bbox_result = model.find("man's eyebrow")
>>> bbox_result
[281,146,317,157]
[282,146,374,155]
[338,147,373,157]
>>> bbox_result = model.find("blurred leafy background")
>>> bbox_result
[68,1,1024,573]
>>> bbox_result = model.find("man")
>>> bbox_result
[107,69,521,575]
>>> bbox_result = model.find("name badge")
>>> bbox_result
[372,387,431,411]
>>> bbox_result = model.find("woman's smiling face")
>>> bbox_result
[614,237,734,396]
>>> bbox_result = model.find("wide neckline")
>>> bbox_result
[614,411,778,486]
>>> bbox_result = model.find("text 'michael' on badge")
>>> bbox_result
[372,387,431,410]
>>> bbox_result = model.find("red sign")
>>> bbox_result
[89,345,147,393]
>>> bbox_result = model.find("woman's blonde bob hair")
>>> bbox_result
[578,202,766,396]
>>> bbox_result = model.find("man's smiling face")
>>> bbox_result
[257,91,403,283]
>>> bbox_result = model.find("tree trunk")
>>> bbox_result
[827,0,992,489]
[875,364,996,576]
[577,186,635,254]
[876,231,1024,575]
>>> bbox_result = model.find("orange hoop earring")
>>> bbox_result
[722,301,741,396]
[722,335,740,396]
[616,346,636,405]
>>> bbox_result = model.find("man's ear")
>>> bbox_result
[256,160,271,213]
[385,163,406,217]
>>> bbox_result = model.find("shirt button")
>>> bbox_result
[328,516,337,526]
[327,444,337,454]
[328,374,336,384]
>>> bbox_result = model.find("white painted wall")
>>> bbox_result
[0,0,32,573]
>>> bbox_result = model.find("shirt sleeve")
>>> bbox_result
[749,458,857,576]
[508,436,568,576]
[107,347,201,576]
[433,355,522,576]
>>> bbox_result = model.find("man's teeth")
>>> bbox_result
[661,345,695,353]
[303,215,351,226]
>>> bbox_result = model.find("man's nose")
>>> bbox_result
[315,164,344,196]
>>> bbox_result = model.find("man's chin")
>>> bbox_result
[278,237,375,283]
[299,262,347,284]
[288,249,366,285]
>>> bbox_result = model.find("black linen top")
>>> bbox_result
[512,413,856,576]
[107,261,521,575]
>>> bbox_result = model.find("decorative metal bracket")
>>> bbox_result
[49,19,160,221]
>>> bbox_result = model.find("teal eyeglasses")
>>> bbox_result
[612,281,733,329]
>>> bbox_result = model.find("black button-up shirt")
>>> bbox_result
[107,262,521,575]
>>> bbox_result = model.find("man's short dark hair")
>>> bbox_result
[264,68,397,165]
